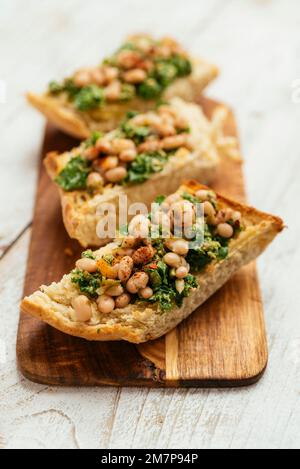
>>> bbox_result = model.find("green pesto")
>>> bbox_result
[54,156,91,191]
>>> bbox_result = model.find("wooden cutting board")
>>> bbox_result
[17,97,268,387]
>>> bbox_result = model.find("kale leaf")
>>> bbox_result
[181,192,201,205]
[73,85,104,111]
[168,55,192,77]
[55,156,91,191]
[84,131,102,148]
[119,83,136,101]
[48,81,64,94]
[125,151,168,184]
[81,250,96,260]
[120,121,151,144]
[154,62,177,87]
[71,269,101,298]
[154,195,166,205]
[148,285,177,311]
[186,236,229,272]
[137,78,162,100]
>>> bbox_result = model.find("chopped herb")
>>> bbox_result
[48,81,64,94]
[154,195,166,205]
[102,254,114,265]
[71,269,101,298]
[145,267,163,290]
[55,156,91,191]
[126,110,139,119]
[63,79,81,98]
[186,234,228,272]
[119,83,136,101]
[119,224,129,236]
[155,99,169,109]
[154,61,177,87]
[81,250,96,260]
[181,192,201,205]
[125,151,169,184]
[181,274,198,297]
[176,126,190,134]
[151,238,166,258]
[84,131,102,148]
[148,285,177,311]
[120,121,151,144]
[145,260,169,290]
[137,78,162,100]
[118,42,139,52]
[218,246,229,259]
[168,54,192,77]
[74,85,105,111]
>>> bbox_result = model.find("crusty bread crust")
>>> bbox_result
[21,181,284,343]
[27,58,219,139]
[45,98,228,247]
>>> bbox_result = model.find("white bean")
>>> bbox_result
[128,214,150,238]
[217,208,233,223]
[121,236,137,249]
[118,256,134,282]
[75,258,98,273]
[163,252,181,268]
[156,123,176,137]
[105,284,124,296]
[73,69,92,87]
[112,138,135,153]
[138,140,161,153]
[132,245,155,265]
[90,68,105,85]
[97,295,115,314]
[103,66,119,83]
[175,279,185,294]
[102,156,119,170]
[203,201,215,217]
[87,172,104,188]
[217,223,234,238]
[115,293,131,309]
[104,80,121,101]
[95,138,113,154]
[171,239,189,256]
[72,295,92,322]
[175,266,188,279]
[126,272,149,293]
[105,166,127,183]
[164,193,181,206]
[139,287,153,299]
[119,149,137,162]
[123,68,147,84]
[232,211,241,223]
[195,189,210,201]
[160,134,187,150]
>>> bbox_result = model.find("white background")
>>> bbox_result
[0,0,300,449]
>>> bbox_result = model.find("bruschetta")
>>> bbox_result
[45,98,238,247]
[21,181,283,344]
[27,34,219,138]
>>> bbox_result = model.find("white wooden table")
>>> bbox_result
[1,0,300,449]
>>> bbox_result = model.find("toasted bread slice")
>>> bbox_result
[21,181,284,344]
[45,98,236,247]
[27,33,218,138]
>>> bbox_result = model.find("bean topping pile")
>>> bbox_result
[55,105,191,191]
[48,35,192,110]
[70,189,243,321]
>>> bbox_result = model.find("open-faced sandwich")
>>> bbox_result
[45,97,238,247]
[27,34,218,138]
[21,181,283,344]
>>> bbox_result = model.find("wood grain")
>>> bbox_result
[17,96,267,387]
